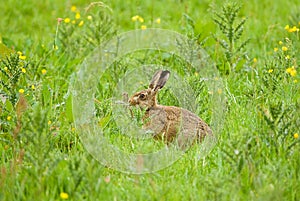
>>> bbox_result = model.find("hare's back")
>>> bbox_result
[163,106,212,139]
[147,105,212,144]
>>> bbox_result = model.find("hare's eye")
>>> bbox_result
[139,94,146,99]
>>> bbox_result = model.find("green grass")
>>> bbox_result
[1,0,300,200]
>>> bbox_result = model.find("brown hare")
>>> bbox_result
[128,70,212,149]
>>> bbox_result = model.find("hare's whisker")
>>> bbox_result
[114,100,129,106]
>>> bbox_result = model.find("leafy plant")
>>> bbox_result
[258,44,299,152]
[0,54,28,104]
[57,4,116,59]
[212,2,250,73]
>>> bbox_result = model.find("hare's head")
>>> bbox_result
[129,70,170,109]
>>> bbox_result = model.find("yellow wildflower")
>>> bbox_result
[131,15,144,22]
[294,79,298,83]
[75,12,80,19]
[4,67,8,71]
[19,55,26,60]
[274,47,278,52]
[286,66,297,77]
[31,85,35,90]
[278,41,283,45]
[288,26,299,33]
[253,58,257,63]
[268,69,273,73]
[78,20,84,27]
[17,51,22,55]
[60,192,69,200]
[87,15,93,20]
[7,116,11,121]
[41,69,47,75]
[156,18,161,24]
[284,25,290,30]
[64,18,71,23]
[138,16,144,23]
[71,6,77,12]
[294,133,299,139]
[21,68,26,73]
[53,45,58,50]
[290,70,297,77]
[282,46,288,51]
[19,89,25,94]
[141,25,147,30]
[48,120,52,125]
[131,15,139,22]
[71,20,76,24]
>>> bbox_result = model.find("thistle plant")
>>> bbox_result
[212,2,250,73]
[0,53,28,104]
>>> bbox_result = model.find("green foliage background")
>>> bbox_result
[0,0,299,200]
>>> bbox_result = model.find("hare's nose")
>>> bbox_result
[129,97,137,106]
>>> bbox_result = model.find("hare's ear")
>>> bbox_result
[149,70,170,91]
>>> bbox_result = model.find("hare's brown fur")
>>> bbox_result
[129,70,212,147]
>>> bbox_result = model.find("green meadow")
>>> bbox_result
[0,0,299,200]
